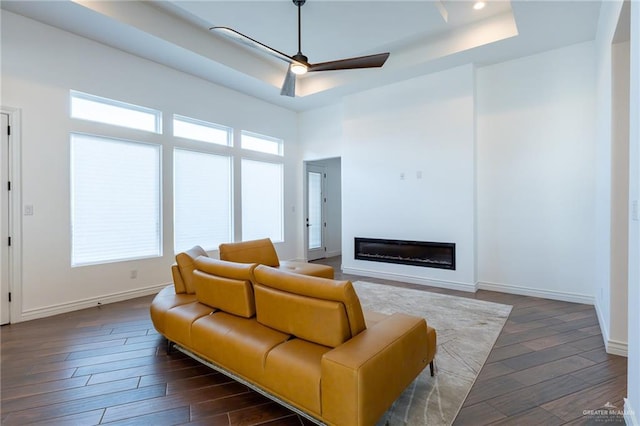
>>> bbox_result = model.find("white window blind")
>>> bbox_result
[241,159,283,242]
[174,149,232,252]
[70,91,161,133]
[71,134,161,266]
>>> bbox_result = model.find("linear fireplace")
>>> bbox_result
[354,238,456,270]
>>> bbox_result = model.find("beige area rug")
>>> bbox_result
[354,281,512,426]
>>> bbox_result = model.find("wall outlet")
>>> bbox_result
[632,200,639,221]
[24,205,34,216]
[130,270,138,279]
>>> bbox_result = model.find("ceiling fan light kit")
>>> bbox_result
[290,53,309,75]
[210,0,389,97]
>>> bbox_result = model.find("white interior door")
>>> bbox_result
[306,165,326,261]
[1,113,10,325]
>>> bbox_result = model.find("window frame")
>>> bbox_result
[173,114,232,146]
[70,90,162,134]
[240,130,284,156]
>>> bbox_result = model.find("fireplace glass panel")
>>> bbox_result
[354,238,455,270]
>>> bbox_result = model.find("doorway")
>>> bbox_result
[304,158,342,261]
[306,164,326,261]
[1,107,21,325]
[1,112,10,324]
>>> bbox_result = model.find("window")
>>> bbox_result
[70,91,161,133]
[241,159,284,242]
[71,133,161,266]
[241,131,283,156]
[173,115,231,146]
[174,149,232,252]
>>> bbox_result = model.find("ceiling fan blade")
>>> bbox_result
[280,68,296,97]
[308,52,390,72]
[211,26,295,65]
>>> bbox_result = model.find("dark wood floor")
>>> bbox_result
[0,256,627,425]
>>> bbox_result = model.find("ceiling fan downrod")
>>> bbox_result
[291,0,308,70]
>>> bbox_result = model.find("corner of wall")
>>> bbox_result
[624,398,639,426]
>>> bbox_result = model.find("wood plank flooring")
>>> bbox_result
[1,256,627,425]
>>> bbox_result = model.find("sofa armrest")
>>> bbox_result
[321,313,433,426]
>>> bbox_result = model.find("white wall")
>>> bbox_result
[341,65,477,290]
[298,104,343,161]
[610,39,630,346]
[593,0,630,356]
[297,105,344,260]
[324,158,342,257]
[625,0,640,422]
[300,47,600,302]
[594,1,619,345]
[1,12,298,321]
[476,42,597,303]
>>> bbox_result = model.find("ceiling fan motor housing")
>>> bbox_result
[292,53,309,65]
[293,0,306,6]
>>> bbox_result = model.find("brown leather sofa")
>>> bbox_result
[151,246,437,426]
[219,238,335,279]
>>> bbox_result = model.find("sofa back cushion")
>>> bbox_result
[193,257,257,318]
[218,238,280,267]
[171,264,187,294]
[175,245,208,294]
[253,266,366,348]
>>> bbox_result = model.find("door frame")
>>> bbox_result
[305,163,326,261]
[1,107,22,324]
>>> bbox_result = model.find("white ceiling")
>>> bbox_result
[1,0,602,111]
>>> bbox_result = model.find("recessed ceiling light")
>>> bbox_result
[473,1,486,10]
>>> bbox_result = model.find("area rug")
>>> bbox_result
[353,281,512,426]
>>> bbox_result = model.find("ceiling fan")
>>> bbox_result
[210,0,390,97]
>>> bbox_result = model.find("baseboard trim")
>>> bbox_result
[606,339,628,357]
[342,267,476,292]
[625,398,638,426]
[594,299,611,349]
[18,283,170,323]
[326,250,342,258]
[476,281,595,305]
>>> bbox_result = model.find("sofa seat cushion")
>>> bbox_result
[191,312,290,380]
[193,258,257,318]
[149,285,197,335]
[164,302,215,347]
[262,338,330,416]
[279,261,334,279]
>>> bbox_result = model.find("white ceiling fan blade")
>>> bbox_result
[280,68,296,97]
[210,26,294,65]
